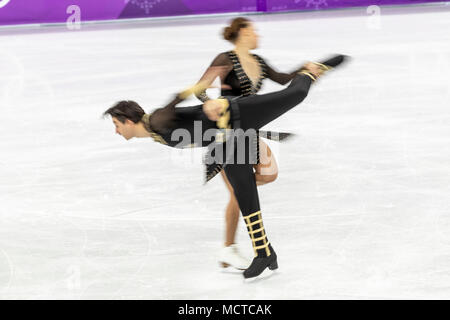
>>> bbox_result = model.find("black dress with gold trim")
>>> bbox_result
[196,51,306,182]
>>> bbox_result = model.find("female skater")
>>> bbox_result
[104,55,346,278]
[195,17,318,269]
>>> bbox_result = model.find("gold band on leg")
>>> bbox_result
[247,219,263,227]
[248,226,265,235]
[312,62,332,78]
[246,211,262,219]
[298,62,332,81]
[298,70,317,81]
[244,211,271,257]
[313,62,332,71]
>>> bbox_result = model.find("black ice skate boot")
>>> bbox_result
[243,244,278,279]
[314,54,350,77]
[318,54,349,69]
[299,54,350,81]
[242,210,278,279]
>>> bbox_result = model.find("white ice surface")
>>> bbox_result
[0,5,450,299]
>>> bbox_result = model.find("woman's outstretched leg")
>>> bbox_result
[207,54,348,131]
[229,73,313,131]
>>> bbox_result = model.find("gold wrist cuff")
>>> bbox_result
[216,99,231,129]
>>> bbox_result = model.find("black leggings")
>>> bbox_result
[223,163,270,257]
[221,74,312,257]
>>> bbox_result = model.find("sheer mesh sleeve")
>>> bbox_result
[195,52,233,102]
[260,57,305,85]
[149,95,183,134]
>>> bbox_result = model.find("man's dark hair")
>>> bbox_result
[103,100,145,123]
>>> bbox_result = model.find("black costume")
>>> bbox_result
[144,55,347,278]
[195,50,304,101]
[195,51,308,182]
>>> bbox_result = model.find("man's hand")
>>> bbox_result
[203,99,229,121]
[303,62,322,79]
[178,81,209,100]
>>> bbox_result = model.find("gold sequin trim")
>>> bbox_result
[141,113,167,145]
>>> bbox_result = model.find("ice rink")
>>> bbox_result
[0,3,449,299]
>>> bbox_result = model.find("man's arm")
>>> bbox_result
[149,81,211,133]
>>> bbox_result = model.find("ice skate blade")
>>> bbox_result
[268,260,278,271]
[219,261,247,271]
[243,268,277,283]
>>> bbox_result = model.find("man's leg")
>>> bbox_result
[224,163,278,279]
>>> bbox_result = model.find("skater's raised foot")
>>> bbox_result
[313,54,350,76]
[243,244,278,279]
[299,54,350,81]
[298,62,321,81]
[319,54,350,69]
[218,244,250,270]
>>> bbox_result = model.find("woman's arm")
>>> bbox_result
[259,56,306,85]
[195,53,233,102]
[265,63,302,85]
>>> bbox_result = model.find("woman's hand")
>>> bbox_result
[203,99,229,121]
[303,62,322,79]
